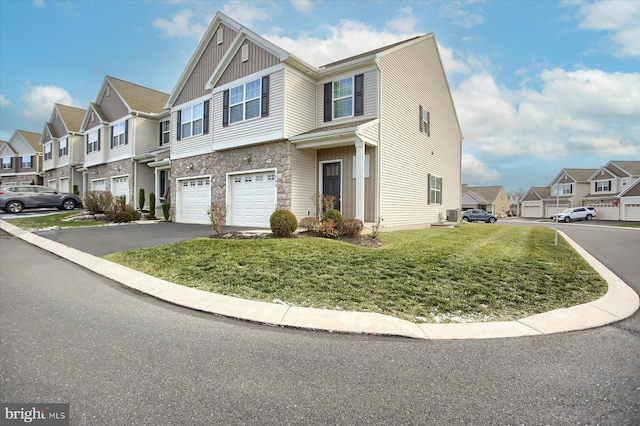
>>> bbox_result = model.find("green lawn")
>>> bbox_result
[104,225,607,323]
[5,211,103,230]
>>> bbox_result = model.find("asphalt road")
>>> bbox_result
[1,222,639,425]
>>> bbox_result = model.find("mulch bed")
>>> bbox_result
[210,230,384,248]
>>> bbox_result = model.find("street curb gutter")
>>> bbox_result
[2,221,638,340]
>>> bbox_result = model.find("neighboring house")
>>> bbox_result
[40,104,87,194]
[165,12,462,228]
[461,185,509,217]
[0,130,43,186]
[520,186,551,218]
[545,168,597,218]
[584,160,640,220]
[79,76,170,208]
[619,178,640,221]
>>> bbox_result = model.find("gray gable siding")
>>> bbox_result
[99,85,129,122]
[175,24,237,106]
[51,113,67,138]
[214,40,280,88]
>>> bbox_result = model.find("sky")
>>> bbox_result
[0,0,638,193]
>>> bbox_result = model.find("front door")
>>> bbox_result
[323,162,341,211]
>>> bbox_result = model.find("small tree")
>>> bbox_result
[208,201,228,235]
[161,201,171,221]
[149,192,156,219]
[312,193,336,217]
[138,188,145,211]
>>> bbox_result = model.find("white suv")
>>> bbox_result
[550,207,597,223]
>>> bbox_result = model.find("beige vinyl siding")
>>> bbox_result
[283,66,317,137]
[57,138,70,167]
[377,36,462,229]
[213,69,285,149]
[176,24,237,106]
[359,122,379,144]
[134,117,160,155]
[170,107,213,159]
[318,146,376,222]
[84,124,107,167]
[315,68,378,129]
[215,40,280,87]
[108,118,133,161]
[290,147,317,219]
[51,114,67,139]
[99,86,129,122]
[71,134,84,164]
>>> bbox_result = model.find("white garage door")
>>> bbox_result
[545,204,569,219]
[59,177,70,193]
[624,204,640,221]
[178,178,211,224]
[112,176,129,204]
[48,179,57,190]
[230,172,276,227]
[92,179,106,192]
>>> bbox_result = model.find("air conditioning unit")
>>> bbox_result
[446,209,459,222]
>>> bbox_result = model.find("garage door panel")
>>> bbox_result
[230,172,276,227]
[179,178,211,224]
[113,177,129,204]
[624,204,640,221]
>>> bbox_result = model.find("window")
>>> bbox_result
[111,121,127,147]
[87,129,100,154]
[1,157,12,169]
[595,181,611,192]
[178,101,209,139]
[324,74,364,122]
[44,143,53,160]
[21,156,32,168]
[230,79,261,124]
[160,120,170,145]
[560,183,572,195]
[420,105,430,135]
[58,138,68,157]
[622,178,628,187]
[429,174,442,205]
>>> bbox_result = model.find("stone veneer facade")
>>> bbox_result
[169,140,292,222]
[86,159,135,202]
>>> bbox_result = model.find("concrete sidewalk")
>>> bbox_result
[2,220,638,340]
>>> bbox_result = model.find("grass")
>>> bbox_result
[103,225,607,323]
[5,211,103,231]
[616,223,640,228]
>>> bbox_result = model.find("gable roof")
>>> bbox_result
[591,160,640,180]
[104,76,169,115]
[463,186,504,203]
[620,178,640,197]
[549,168,598,185]
[55,104,86,133]
[16,130,42,152]
[80,102,109,132]
[0,141,17,156]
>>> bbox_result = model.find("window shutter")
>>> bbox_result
[124,119,129,145]
[110,125,114,148]
[177,110,182,140]
[427,173,431,204]
[97,129,100,151]
[438,177,442,205]
[426,111,430,136]
[223,90,229,127]
[354,74,364,116]
[86,134,89,154]
[261,75,270,117]
[323,83,332,122]
[203,100,210,134]
[419,105,424,132]
[159,122,163,145]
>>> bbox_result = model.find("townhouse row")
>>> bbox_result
[521,161,640,221]
[1,12,463,229]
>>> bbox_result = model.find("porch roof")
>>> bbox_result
[290,119,378,150]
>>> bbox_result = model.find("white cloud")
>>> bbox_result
[33,0,44,8]
[385,6,420,34]
[575,0,640,57]
[153,9,207,39]
[290,0,313,14]
[221,2,271,28]
[439,2,485,28]
[264,17,419,67]
[0,94,10,107]
[19,85,76,121]
[462,154,501,184]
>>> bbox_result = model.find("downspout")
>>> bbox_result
[132,112,138,209]
[375,58,383,227]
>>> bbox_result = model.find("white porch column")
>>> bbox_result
[355,137,365,221]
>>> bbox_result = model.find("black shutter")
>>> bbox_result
[110,125,114,148]
[223,90,229,127]
[354,74,364,116]
[427,173,431,204]
[159,122,163,145]
[323,82,332,122]
[177,110,182,140]
[426,111,430,136]
[261,75,270,117]
[419,105,424,133]
[124,119,129,145]
[86,134,89,154]
[97,129,100,151]
[203,100,210,134]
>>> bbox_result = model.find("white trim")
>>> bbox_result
[176,174,212,224]
[213,64,283,94]
[225,168,278,226]
[170,93,212,113]
[318,159,343,213]
[171,147,213,160]
[212,131,284,151]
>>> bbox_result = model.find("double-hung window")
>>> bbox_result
[112,122,126,147]
[44,143,53,160]
[595,181,611,192]
[560,183,572,195]
[160,120,170,145]
[428,174,442,205]
[324,74,363,122]
[21,155,32,168]
[58,138,68,157]
[87,130,100,154]
[230,78,261,124]
[2,157,12,169]
[333,77,353,119]
[181,103,203,138]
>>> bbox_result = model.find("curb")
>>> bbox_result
[1,220,638,340]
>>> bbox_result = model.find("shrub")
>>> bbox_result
[317,218,339,239]
[149,192,156,219]
[299,216,320,232]
[208,201,228,235]
[161,201,171,221]
[312,193,336,216]
[84,190,115,214]
[73,185,79,195]
[138,188,145,211]
[270,209,298,237]
[342,218,363,237]
[322,209,343,230]
[113,211,134,223]
[124,205,140,221]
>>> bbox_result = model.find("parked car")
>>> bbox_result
[462,209,498,223]
[550,207,596,223]
[0,185,82,213]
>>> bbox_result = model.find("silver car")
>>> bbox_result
[0,185,82,213]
